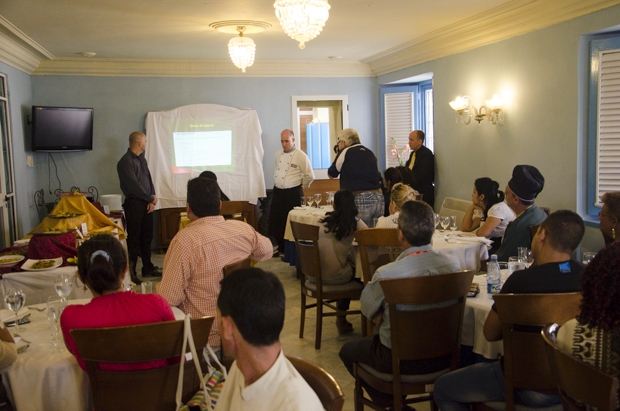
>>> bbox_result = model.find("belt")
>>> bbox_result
[353,188,381,195]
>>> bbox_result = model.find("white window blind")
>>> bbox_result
[596,48,620,203]
[384,92,414,169]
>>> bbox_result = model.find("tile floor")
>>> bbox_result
[142,253,432,411]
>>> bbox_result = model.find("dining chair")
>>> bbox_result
[542,323,619,411]
[220,200,258,230]
[355,227,401,336]
[478,293,582,411]
[353,270,475,411]
[291,220,363,349]
[287,356,346,411]
[71,317,214,411]
[223,256,252,277]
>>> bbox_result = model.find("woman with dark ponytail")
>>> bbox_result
[61,234,175,371]
[461,177,515,253]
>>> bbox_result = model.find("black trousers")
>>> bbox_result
[268,185,303,252]
[123,197,154,274]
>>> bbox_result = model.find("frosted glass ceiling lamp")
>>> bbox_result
[274,0,330,49]
[228,27,256,73]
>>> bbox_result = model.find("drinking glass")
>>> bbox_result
[300,196,306,208]
[306,196,314,208]
[449,216,457,232]
[440,216,450,232]
[508,256,526,274]
[434,214,440,229]
[54,273,74,304]
[522,249,534,268]
[4,289,26,335]
[313,193,322,207]
[582,251,596,265]
[47,297,66,352]
[518,247,528,262]
[141,281,153,294]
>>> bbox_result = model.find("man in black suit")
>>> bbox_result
[404,130,435,208]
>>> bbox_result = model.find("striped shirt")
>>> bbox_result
[157,216,273,346]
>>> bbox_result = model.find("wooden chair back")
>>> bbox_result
[220,201,258,230]
[542,323,619,411]
[287,356,345,411]
[492,293,581,411]
[355,228,401,283]
[71,317,214,411]
[223,256,252,277]
[290,220,322,286]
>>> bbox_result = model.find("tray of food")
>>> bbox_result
[0,255,25,267]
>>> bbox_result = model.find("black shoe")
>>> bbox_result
[142,266,162,277]
[130,275,143,285]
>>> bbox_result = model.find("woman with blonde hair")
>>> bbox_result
[375,183,418,228]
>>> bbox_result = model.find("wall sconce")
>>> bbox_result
[449,95,504,125]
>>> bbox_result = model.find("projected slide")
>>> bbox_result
[173,130,232,167]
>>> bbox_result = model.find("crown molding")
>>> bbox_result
[32,58,376,77]
[363,0,620,76]
[0,14,54,73]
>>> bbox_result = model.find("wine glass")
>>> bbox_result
[4,289,26,335]
[314,193,322,208]
[523,249,534,268]
[440,216,450,232]
[449,215,457,232]
[306,196,314,208]
[434,213,440,230]
[54,273,74,304]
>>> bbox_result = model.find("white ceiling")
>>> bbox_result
[0,0,618,76]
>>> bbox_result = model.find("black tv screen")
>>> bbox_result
[31,106,94,152]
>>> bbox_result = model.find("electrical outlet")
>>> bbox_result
[26,156,34,167]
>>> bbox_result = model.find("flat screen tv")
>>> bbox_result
[31,106,94,152]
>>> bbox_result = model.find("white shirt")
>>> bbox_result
[376,211,399,228]
[486,201,516,238]
[214,350,323,411]
[274,147,314,189]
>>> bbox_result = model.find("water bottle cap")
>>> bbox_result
[491,254,498,260]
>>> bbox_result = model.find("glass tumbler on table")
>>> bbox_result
[449,215,457,232]
[4,289,26,335]
[47,297,66,352]
[508,256,526,274]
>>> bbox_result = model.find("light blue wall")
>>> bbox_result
[0,62,35,237]
[378,4,620,253]
[25,75,377,226]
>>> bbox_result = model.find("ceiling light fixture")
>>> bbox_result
[210,21,271,73]
[274,0,330,49]
[228,26,256,73]
[449,95,504,125]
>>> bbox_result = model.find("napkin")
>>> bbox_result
[293,206,304,210]
[447,236,493,246]
[0,306,29,323]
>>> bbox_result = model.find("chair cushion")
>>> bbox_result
[304,280,363,293]
[358,363,450,383]
[483,401,562,411]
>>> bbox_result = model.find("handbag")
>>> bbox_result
[176,315,227,411]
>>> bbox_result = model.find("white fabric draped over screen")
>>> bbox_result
[145,104,266,208]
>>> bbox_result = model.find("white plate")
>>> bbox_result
[0,307,28,323]
[21,257,63,271]
[0,255,25,267]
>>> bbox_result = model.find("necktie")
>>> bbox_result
[408,151,416,170]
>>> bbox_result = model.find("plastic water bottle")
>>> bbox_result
[487,254,501,299]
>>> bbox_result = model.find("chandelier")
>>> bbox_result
[274,0,330,49]
[228,26,256,73]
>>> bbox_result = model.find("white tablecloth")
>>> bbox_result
[461,270,512,359]
[0,299,93,411]
[1,266,132,305]
[284,207,488,272]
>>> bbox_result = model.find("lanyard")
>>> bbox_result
[404,249,430,258]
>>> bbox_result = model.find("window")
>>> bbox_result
[379,80,433,170]
[586,34,620,215]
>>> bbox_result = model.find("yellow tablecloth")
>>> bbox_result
[27,195,126,240]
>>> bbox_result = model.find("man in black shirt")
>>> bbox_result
[433,210,585,410]
[117,131,160,284]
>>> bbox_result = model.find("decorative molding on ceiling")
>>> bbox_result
[363,0,620,76]
[0,15,54,73]
[32,58,376,78]
[1,0,619,77]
